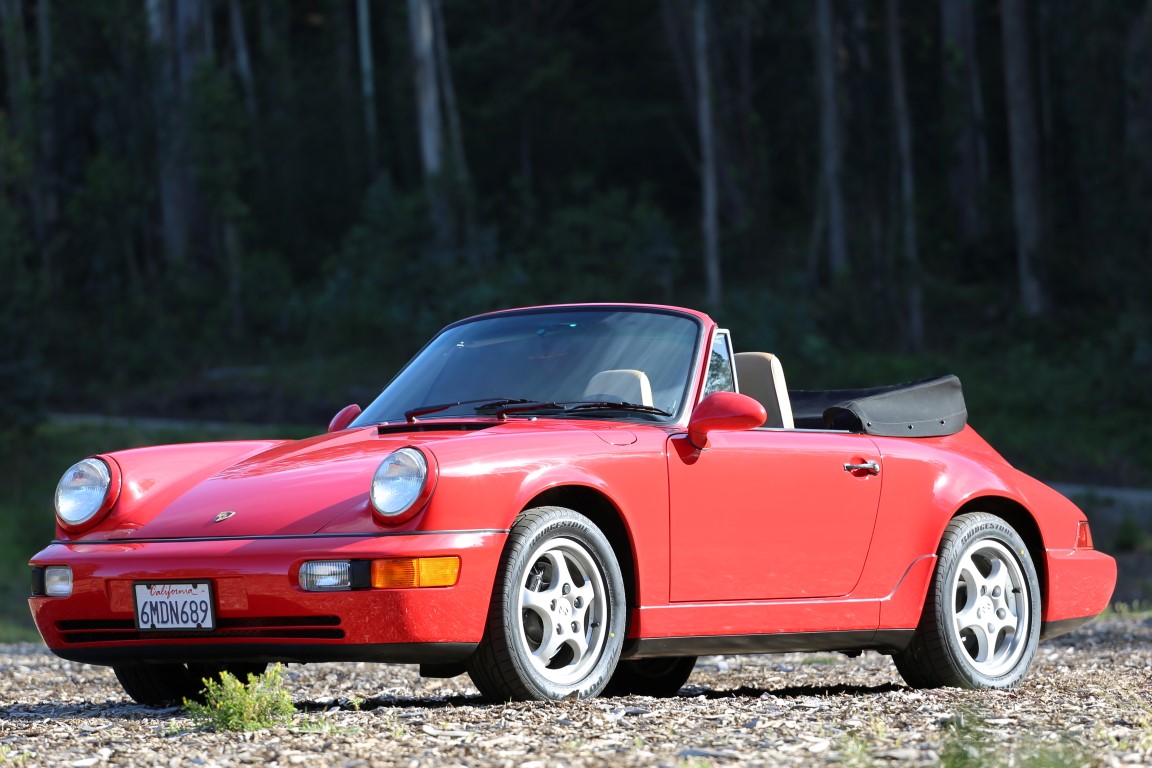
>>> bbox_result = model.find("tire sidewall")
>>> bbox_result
[935,514,1041,688]
[497,508,626,700]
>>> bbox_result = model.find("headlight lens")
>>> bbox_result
[55,458,113,527]
[371,447,429,519]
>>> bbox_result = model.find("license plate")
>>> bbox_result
[133,582,216,631]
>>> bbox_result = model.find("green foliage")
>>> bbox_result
[183,664,295,732]
[1113,514,1150,554]
[0,0,1145,491]
[938,711,1095,768]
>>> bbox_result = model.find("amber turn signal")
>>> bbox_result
[371,556,460,588]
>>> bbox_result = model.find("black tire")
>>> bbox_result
[114,662,268,706]
[467,506,626,701]
[603,656,697,697]
[894,512,1040,690]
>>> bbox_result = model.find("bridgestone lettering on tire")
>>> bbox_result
[894,512,1041,689]
[467,506,626,701]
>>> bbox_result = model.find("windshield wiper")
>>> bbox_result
[490,401,566,418]
[404,398,673,423]
[565,401,673,417]
[404,398,532,423]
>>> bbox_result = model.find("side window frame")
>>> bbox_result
[702,329,739,397]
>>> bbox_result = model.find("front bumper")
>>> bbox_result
[28,530,505,667]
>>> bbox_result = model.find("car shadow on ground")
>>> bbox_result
[0,681,907,721]
[298,681,908,713]
[681,682,907,699]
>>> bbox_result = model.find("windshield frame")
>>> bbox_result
[350,304,708,428]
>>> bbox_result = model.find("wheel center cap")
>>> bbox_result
[977,597,994,618]
[556,598,573,618]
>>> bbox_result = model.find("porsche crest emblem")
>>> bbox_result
[212,511,236,523]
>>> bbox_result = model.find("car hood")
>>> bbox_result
[88,420,639,541]
[89,427,448,540]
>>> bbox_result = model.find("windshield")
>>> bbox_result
[351,307,702,425]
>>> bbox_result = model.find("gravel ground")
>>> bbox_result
[1,616,1149,768]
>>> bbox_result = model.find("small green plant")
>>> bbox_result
[939,709,1098,768]
[183,664,296,732]
[0,744,29,764]
[1106,600,1152,617]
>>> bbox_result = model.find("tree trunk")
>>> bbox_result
[228,0,257,120]
[940,0,988,242]
[0,0,30,137]
[146,0,212,270]
[1125,1,1152,214]
[432,0,477,263]
[1000,0,1044,316]
[886,0,924,352]
[0,0,47,259]
[147,0,188,268]
[1124,1,1152,355]
[696,0,721,309]
[407,0,453,257]
[661,0,747,232]
[36,0,56,246]
[356,0,379,176]
[814,0,848,281]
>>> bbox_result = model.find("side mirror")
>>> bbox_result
[327,404,362,433]
[687,392,766,449]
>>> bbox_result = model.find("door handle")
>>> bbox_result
[843,460,880,475]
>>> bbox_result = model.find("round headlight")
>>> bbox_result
[371,447,430,520]
[55,458,113,527]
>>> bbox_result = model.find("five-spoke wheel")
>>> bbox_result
[467,506,625,701]
[894,512,1040,689]
[949,537,1032,678]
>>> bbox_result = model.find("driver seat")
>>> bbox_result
[583,369,654,406]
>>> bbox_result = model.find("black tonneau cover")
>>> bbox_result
[789,374,967,437]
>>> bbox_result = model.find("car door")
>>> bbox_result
[667,428,883,602]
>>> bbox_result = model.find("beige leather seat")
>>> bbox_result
[583,369,654,406]
[734,352,794,429]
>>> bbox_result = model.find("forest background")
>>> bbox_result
[1,1,1151,629]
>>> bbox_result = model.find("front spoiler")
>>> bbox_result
[49,641,478,668]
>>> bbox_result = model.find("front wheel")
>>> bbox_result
[467,506,626,701]
[894,512,1040,689]
[114,662,268,706]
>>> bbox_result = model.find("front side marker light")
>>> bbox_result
[371,557,460,589]
[299,560,352,591]
[44,566,73,597]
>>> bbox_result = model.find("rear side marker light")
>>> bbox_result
[371,557,460,589]
[1076,521,1094,549]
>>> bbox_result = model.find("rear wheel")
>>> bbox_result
[114,662,268,706]
[604,656,697,697]
[894,512,1040,689]
[467,506,626,701]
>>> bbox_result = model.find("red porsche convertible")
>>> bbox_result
[30,304,1116,704]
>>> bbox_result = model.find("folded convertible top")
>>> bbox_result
[789,374,967,437]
